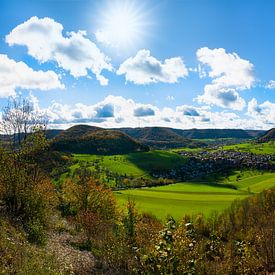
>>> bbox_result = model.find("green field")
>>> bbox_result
[72,150,187,178]
[115,172,275,220]
[58,146,275,220]
[222,141,275,154]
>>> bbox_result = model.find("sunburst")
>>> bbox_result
[95,0,153,53]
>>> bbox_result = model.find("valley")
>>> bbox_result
[1,2,275,272]
[52,128,275,220]
[115,172,275,220]
[1,123,274,274]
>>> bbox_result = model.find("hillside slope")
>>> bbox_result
[118,127,265,140]
[51,125,148,154]
[117,127,205,148]
[174,128,265,139]
[257,128,275,143]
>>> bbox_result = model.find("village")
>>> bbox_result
[152,150,275,181]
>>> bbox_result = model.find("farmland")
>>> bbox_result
[115,172,275,220]
[56,141,275,220]
[221,141,275,154]
[59,150,188,182]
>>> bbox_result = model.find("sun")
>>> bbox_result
[95,0,152,52]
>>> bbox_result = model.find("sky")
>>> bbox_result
[0,0,274,130]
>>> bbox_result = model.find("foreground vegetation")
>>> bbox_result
[0,132,274,273]
[1,163,274,274]
[0,98,274,273]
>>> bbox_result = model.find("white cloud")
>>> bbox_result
[24,94,271,130]
[197,86,246,110]
[265,80,275,89]
[196,47,254,110]
[6,16,112,85]
[134,105,156,117]
[247,98,262,116]
[176,105,200,116]
[117,49,188,84]
[247,98,275,126]
[95,30,112,47]
[0,54,64,97]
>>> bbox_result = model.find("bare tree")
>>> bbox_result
[0,96,48,148]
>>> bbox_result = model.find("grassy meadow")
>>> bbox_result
[115,172,275,220]
[56,142,275,220]
[71,150,187,178]
[222,141,275,154]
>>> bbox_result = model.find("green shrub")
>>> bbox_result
[26,219,47,246]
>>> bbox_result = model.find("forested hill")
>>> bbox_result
[50,125,148,154]
[115,127,206,148]
[0,126,268,151]
[257,128,275,143]
[118,127,266,140]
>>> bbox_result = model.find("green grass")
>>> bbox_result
[171,147,205,153]
[56,147,275,220]
[55,150,188,186]
[115,172,275,220]
[74,154,146,177]
[222,141,275,154]
[172,141,275,155]
[72,150,187,179]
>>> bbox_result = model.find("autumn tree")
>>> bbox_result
[0,97,56,245]
[0,96,47,148]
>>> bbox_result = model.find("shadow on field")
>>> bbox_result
[126,151,187,174]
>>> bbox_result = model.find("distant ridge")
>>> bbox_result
[257,128,275,143]
[117,127,206,148]
[0,126,267,150]
[47,126,268,152]
[51,125,148,154]
[175,128,266,139]
[117,127,265,145]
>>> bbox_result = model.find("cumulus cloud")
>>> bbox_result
[95,103,114,118]
[134,106,155,117]
[117,49,188,84]
[197,87,246,110]
[6,16,112,85]
[247,98,262,116]
[196,47,254,110]
[265,80,275,89]
[23,94,273,130]
[0,54,64,97]
[247,98,275,126]
[177,105,200,116]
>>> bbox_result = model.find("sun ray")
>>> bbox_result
[95,0,153,53]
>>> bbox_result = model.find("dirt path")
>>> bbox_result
[47,232,96,274]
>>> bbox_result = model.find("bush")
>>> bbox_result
[0,219,59,274]
[0,132,58,245]
[133,189,275,274]
[26,218,48,246]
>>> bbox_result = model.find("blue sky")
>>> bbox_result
[0,0,274,129]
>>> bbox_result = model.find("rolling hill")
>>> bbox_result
[172,128,264,139]
[117,127,206,148]
[49,127,266,141]
[118,127,266,140]
[257,128,275,143]
[0,126,268,150]
[51,125,148,154]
